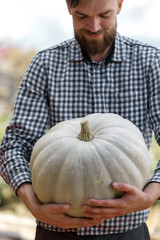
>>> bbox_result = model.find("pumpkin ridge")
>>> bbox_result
[89,140,120,198]
[91,139,124,191]
[31,138,78,203]
[92,137,149,190]
[51,142,91,215]
[31,131,80,166]
[106,137,150,186]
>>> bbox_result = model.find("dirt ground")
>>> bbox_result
[147,205,160,240]
[0,203,160,240]
[0,203,36,240]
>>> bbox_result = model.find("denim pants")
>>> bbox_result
[35,223,150,240]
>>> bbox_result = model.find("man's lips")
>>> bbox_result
[83,30,104,39]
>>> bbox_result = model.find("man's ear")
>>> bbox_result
[117,0,123,15]
[66,2,72,15]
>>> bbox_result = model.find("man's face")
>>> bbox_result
[68,0,123,56]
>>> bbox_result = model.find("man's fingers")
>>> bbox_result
[45,203,70,213]
[112,182,139,195]
[86,198,122,208]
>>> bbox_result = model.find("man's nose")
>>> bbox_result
[86,17,101,32]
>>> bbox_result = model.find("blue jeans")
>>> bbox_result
[35,223,150,240]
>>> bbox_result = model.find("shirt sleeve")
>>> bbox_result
[149,161,160,183]
[147,49,160,184]
[0,52,49,192]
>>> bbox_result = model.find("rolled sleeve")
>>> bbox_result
[149,161,160,184]
[0,53,49,192]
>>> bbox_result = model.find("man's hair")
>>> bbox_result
[66,0,120,8]
[66,0,80,8]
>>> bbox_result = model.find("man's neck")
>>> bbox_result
[89,43,114,63]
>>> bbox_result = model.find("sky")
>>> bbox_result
[0,0,160,51]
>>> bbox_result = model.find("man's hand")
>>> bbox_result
[82,182,160,220]
[17,183,102,229]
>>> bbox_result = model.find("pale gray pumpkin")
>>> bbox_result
[30,113,150,217]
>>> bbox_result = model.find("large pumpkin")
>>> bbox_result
[30,113,150,217]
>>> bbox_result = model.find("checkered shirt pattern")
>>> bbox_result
[0,32,160,235]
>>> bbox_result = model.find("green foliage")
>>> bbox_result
[0,115,17,207]
[0,177,18,207]
[0,115,10,142]
[149,135,160,175]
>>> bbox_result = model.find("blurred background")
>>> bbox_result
[0,0,160,239]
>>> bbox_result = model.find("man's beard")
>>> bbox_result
[75,23,117,56]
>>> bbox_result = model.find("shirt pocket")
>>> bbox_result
[117,91,140,107]
[106,91,143,118]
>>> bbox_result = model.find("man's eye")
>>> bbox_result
[101,15,109,19]
[100,12,112,19]
[76,14,87,19]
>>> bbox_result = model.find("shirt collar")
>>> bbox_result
[69,39,85,61]
[69,32,126,63]
[112,32,126,62]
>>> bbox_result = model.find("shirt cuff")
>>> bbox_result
[148,160,160,184]
[10,172,32,194]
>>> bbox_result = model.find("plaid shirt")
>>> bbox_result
[0,32,160,235]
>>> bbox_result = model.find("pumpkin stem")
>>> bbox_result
[77,121,94,141]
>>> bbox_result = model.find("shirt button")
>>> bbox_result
[95,66,99,69]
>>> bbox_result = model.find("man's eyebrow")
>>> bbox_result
[74,9,114,16]
[99,9,114,15]
[74,11,87,16]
